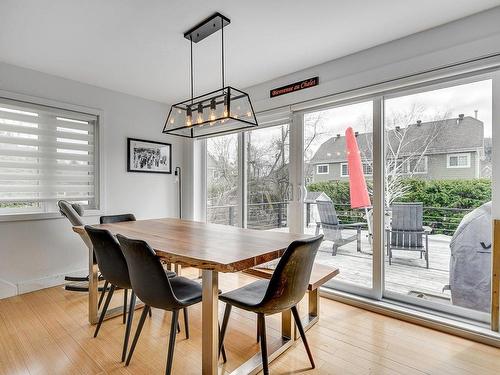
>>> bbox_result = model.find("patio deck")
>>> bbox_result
[274,225,453,303]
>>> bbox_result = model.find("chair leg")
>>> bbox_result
[256,319,260,343]
[165,310,179,375]
[123,289,128,324]
[122,290,136,362]
[356,227,361,252]
[94,284,115,338]
[125,305,150,366]
[183,307,189,339]
[332,244,338,256]
[98,280,109,309]
[219,323,227,363]
[219,304,231,362]
[257,313,269,375]
[291,306,315,369]
[425,234,429,269]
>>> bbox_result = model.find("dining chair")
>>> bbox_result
[58,200,110,307]
[218,235,323,375]
[117,234,226,374]
[98,213,137,311]
[85,226,177,362]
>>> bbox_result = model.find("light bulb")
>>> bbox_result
[223,93,229,118]
[186,106,192,126]
[210,98,216,121]
[197,103,204,124]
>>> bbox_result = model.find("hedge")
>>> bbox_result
[307,178,491,234]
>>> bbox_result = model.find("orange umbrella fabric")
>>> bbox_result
[345,127,371,209]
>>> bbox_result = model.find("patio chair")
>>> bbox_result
[386,202,431,268]
[315,200,364,256]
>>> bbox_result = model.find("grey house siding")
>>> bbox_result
[313,162,345,182]
[312,151,480,182]
[426,152,478,180]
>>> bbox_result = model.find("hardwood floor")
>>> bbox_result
[1,269,500,375]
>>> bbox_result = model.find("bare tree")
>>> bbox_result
[359,104,449,206]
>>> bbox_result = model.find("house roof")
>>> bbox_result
[305,191,331,203]
[311,116,484,164]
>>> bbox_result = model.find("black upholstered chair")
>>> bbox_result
[100,213,136,224]
[117,234,214,374]
[97,213,137,312]
[218,235,323,375]
[85,226,177,362]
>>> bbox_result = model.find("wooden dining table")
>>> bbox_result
[73,218,312,375]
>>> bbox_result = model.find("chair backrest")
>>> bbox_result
[85,226,131,289]
[58,200,84,226]
[117,234,181,310]
[390,202,423,248]
[100,214,136,224]
[316,201,339,226]
[259,235,323,314]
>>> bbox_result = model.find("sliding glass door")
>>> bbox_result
[383,76,493,321]
[301,100,375,294]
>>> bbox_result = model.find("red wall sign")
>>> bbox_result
[270,77,319,98]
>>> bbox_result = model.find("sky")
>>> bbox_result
[304,79,493,161]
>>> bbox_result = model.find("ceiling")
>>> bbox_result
[1,0,499,104]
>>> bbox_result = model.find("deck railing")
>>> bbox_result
[207,202,474,235]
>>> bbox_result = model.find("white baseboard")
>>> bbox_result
[0,278,17,299]
[13,268,87,296]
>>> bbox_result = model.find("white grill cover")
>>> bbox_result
[449,201,491,312]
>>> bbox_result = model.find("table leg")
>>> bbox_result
[202,269,219,375]
[88,246,99,325]
[309,288,319,318]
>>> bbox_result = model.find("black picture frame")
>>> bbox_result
[127,138,172,174]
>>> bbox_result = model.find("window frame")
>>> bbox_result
[340,162,349,177]
[316,164,329,175]
[406,156,428,174]
[447,153,471,169]
[0,90,104,222]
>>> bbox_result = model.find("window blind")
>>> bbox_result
[0,98,98,215]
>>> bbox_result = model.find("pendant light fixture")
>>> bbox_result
[163,13,258,138]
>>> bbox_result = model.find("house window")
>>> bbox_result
[340,163,349,177]
[447,153,470,168]
[0,99,99,216]
[341,162,372,177]
[316,164,329,174]
[406,157,428,174]
[362,162,373,175]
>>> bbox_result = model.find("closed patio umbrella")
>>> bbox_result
[345,127,372,239]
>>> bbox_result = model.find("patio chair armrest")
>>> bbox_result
[386,229,428,235]
[423,226,432,234]
[338,222,366,229]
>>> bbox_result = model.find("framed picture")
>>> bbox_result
[127,138,172,174]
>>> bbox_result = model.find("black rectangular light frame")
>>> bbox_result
[163,86,258,138]
[184,12,231,43]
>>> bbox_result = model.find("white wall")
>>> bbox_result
[246,7,500,112]
[0,62,182,298]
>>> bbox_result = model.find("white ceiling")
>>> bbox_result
[1,0,499,104]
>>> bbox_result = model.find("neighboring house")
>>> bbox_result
[311,115,485,182]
